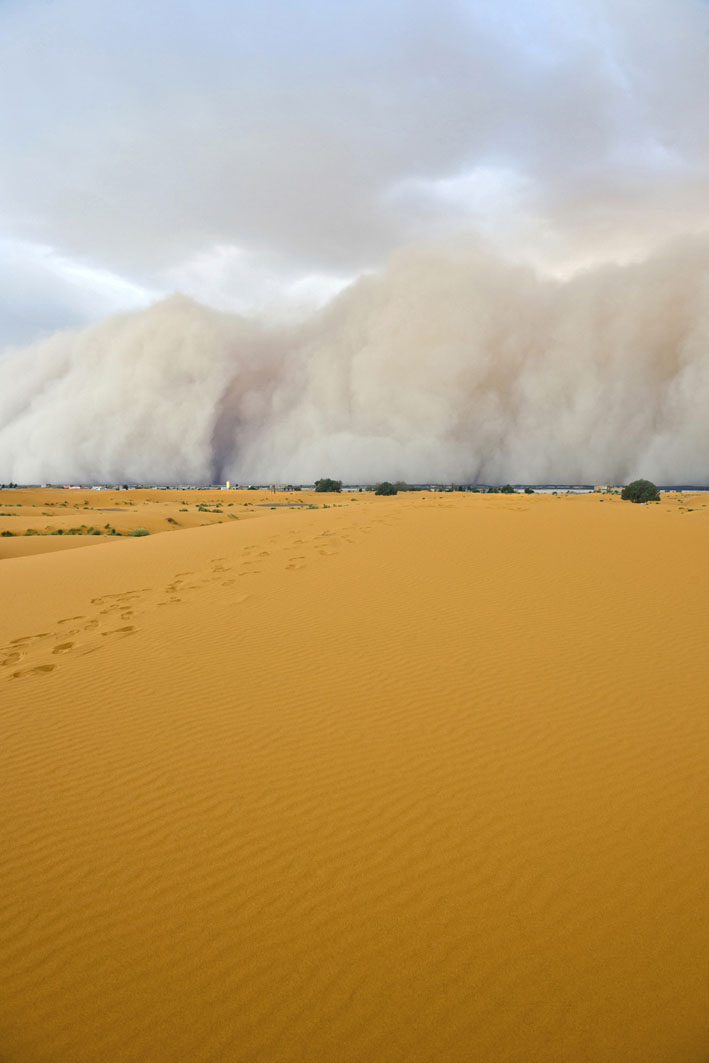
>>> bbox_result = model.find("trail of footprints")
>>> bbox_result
[2,515,392,680]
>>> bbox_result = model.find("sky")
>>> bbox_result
[2,0,709,484]
[3,0,709,348]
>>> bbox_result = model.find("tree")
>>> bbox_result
[500,484,515,494]
[374,481,398,495]
[314,478,342,493]
[621,479,660,503]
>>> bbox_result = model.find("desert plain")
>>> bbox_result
[1,487,708,1062]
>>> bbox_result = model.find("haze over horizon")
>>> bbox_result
[2,0,709,483]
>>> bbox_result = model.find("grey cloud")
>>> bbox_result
[3,0,709,294]
[0,239,153,349]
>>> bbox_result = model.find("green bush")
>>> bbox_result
[524,487,535,494]
[621,479,660,503]
[1,529,15,537]
[314,478,342,493]
[130,527,150,537]
[374,482,398,495]
[500,484,515,494]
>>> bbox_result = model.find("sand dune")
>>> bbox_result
[0,487,278,558]
[1,492,708,1062]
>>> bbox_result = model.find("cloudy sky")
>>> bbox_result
[3,0,709,352]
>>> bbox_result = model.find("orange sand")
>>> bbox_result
[0,487,282,559]
[1,491,708,1062]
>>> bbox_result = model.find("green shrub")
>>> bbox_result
[500,484,515,494]
[314,478,342,493]
[621,479,660,503]
[374,481,398,495]
[1,530,14,537]
[130,527,150,537]
[524,487,535,494]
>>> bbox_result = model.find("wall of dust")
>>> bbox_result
[2,237,709,485]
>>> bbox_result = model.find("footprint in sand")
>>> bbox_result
[222,579,235,586]
[11,663,56,678]
[58,615,85,625]
[52,642,74,654]
[101,625,136,637]
[2,651,24,667]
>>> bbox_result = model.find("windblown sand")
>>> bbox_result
[1,491,708,1062]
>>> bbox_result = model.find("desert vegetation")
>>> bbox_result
[621,479,660,503]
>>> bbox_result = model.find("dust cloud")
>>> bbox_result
[2,237,708,485]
